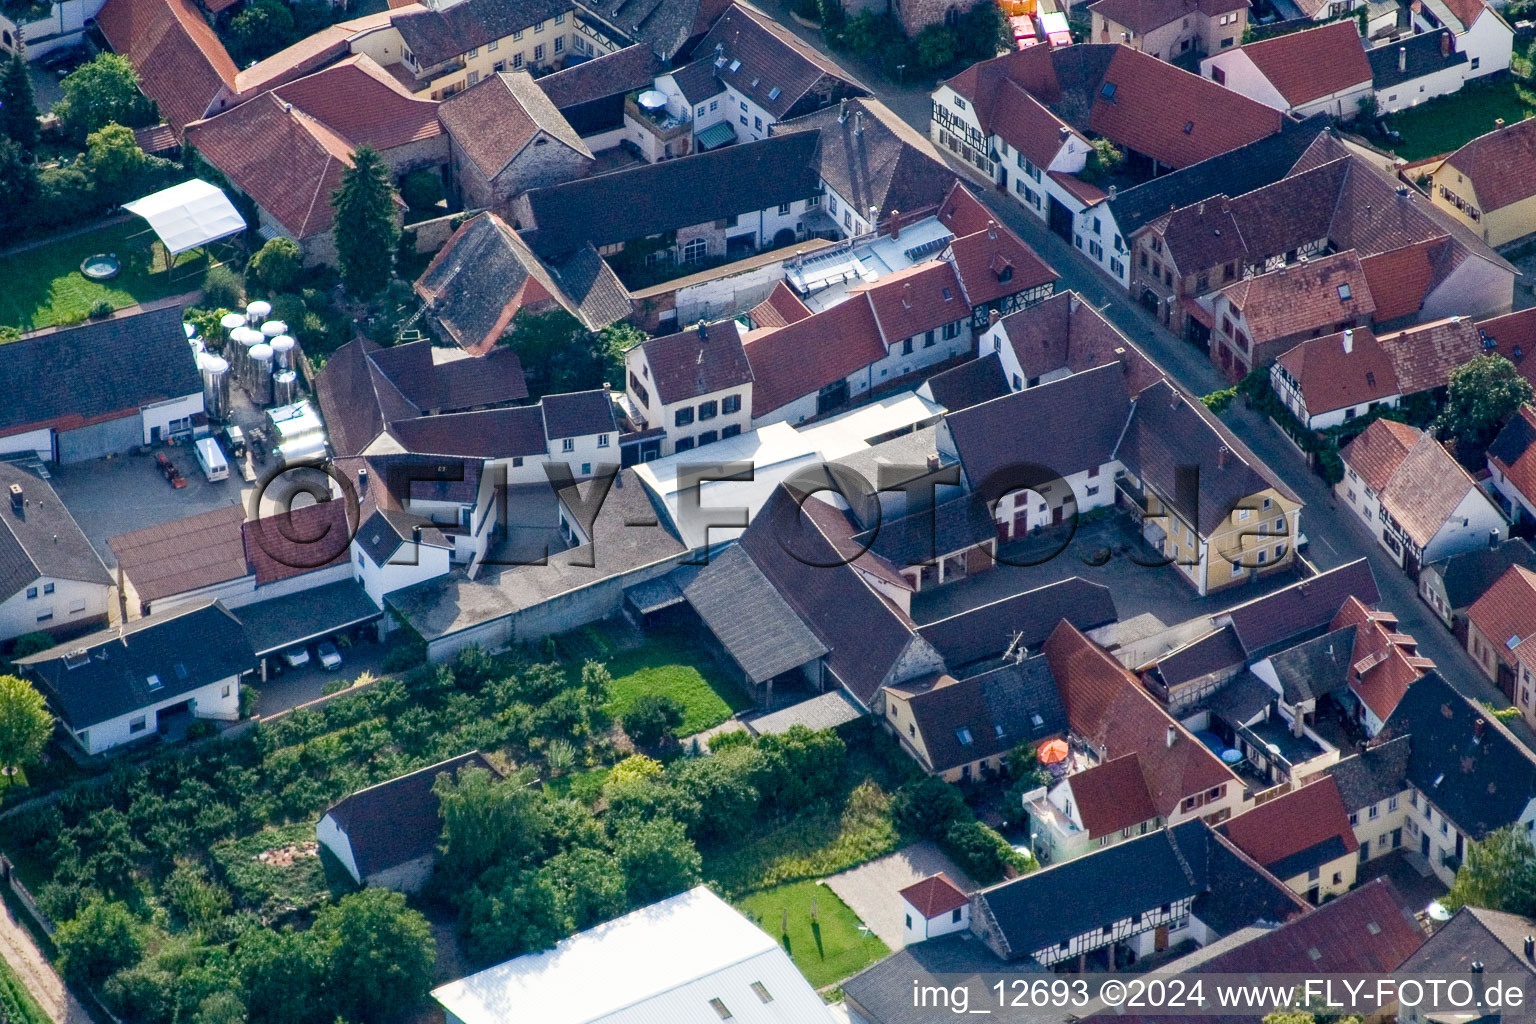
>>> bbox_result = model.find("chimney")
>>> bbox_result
[1058,126,1069,142]
[926,452,941,471]
[1398,45,1406,72]
[412,525,423,545]
[357,466,369,494]
[1217,446,1231,469]
[1108,184,1118,201]
[987,219,997,240]
[838,98,847,124]
[8,483,21,516]
[1441,30,1451,57]
[1492,528,1502,549]
[1525,936,1534,961]
[697,319,708,340]
[988,308,1001,326]
[1497,118,1507,130]
[1114,346,1131,374]
[1474,717,1486,741]
[1343,328,1354,354]
[1069,294,1082,314]
[1166,725,1176,748]
[902,283,913,309]
[890,209,901,239]
[854,111,863,136]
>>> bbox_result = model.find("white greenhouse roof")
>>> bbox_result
[123,179,246,255]
[432,886,834,1024]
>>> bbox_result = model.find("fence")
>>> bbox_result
[0,854,53,936]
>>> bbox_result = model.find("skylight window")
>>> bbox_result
[1031,713,1045,728]
[956,727,974,746]
[728,59,741,72]
[994,724,1005,739]
[1101,82,1116,100]
[1183,121,1193,134]
[174,662,188,679]
[147,674,163,691]
[751,982,772,1003]
[1338,283,1352,301]
[63,650,89,669]
[709,998,732,1019]
[767,86,781,100]
[750,77,760,88]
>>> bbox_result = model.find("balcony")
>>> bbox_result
[626,93,691,144]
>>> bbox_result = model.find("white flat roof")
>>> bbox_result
[632,391,944,548]
[789,216,955,312]
[122,179,246,255]
[432,887,833,1024]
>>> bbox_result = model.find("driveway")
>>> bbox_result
[255,640,387,716]
[0,896,91,1024]
[824,841,978,950]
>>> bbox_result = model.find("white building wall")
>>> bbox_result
[1422,488,1507,564]
[0,427,55,463]
[71,674,240,755]
[722,89,776,142]
[901,897,971,944]
[752,390,821,428]
[1374,61,1472,113]
[0,576,109,642]
[148,575,257,616]
[1488,462,1536,523]
[1459,11,1514,77]
[549,431,618,479]
[352,540,452,607]
[316,813,362,883]
[1200,50,1288,109]
[140,392,205,443]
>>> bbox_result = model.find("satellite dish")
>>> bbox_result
[638,90,668,110]
[1427,901,1451,922]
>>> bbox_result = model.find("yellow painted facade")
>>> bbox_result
[1430,161,1536,247]
[1147,485,1302,594]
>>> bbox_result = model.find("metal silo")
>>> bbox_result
[200,354,231,422]
[249,343,274,405]
[260,320,288,340]
[245,300,272,326]
[272,370,299,406]
[270,335,296,372]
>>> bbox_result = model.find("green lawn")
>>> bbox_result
[562,624,753,736]
[0,221,208,331]
[1385,77,1536,161]
[737,881,890,989]
[0,954,50,1024]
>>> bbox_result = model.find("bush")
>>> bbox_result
[248,237,302,293]
[622,694,686,747]
[941,819,1022,886]
[88,299,115,319]
[398,170,444,212]
[892,775,971,839]
[915,25,959,69]
[54,900,144,986]
[203,265,243,309]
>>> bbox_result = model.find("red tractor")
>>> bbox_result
[154,452,188,489]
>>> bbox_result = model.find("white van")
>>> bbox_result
[194,437,229,482]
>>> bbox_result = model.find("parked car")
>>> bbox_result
[280,646,310,669]
[316,641,342,671]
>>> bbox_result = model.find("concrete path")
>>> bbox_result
[0,899,91,1024]
[824,841,978,950]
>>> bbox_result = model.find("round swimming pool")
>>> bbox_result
[80,253,121,281]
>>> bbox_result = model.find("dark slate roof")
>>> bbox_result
[0,304,200,438]
[1218,558,1380,659]
[577,0,729,61]
[232,578,381,656]
[917,578,1117,674]
[520,133,822,258]
[864,493,995,567]
[546,245,634,331]
[640,322,754,405]
[843,934,1045,1024]
[18,600,255,729]
[947,363,1130,498]
[774,97,959,223]
[354,507,454,567]
[894,655,1065,773]
[922,353,1012,412]
[738,487,919,706]
[1105,116,1332,240]
[541,389,617,439]
[669,55,724,105]
[384,405,549,459]
[1325,735,1412,812]
[1152,625,1245,689]
[693,2,864,120]
[324,751,496,878]
[976,820,1300,961]
[1426,539,1536,611]
[683,544,827,684]
[392,0,571,68]
[0,464,112,602]
[1118,379,1297,537]
[537,43,663,109]
[1263,625,1356,704]
[1379,671,1536,840]
[1396,905,1536,982]
[1367,30,1467,90]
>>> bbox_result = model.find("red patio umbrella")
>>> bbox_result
[1038,739,1069,764]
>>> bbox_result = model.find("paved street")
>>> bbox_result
[751,16,1530,740]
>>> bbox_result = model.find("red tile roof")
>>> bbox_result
[185,94,355,240]
[96,0,237,134]
[1043,621,1238,818]
[1067,753,1159,837]
[1219,249,1376,343]
[1441,0,1493,31]
[748,282,813,330]
[242,498,355,585]
[898,874,970,918]
[1381,431,1489,549]
[1274,326,1400,418]
[1467,564,1536,658]
[1219,777,1359,873]
[743,294,885,419]
[1445,116,1536,213]
[1340,417,1418,492]
[1333,595,1426,723]
[1088,47,1283,170]
[272,55,442,153]
[1048,170,1108,206]
[1488,406,1536,504]
[997,291,1163,395]
[947,220,1058,307]
[108,503,248,604]
[1360,241,1437,322]
[857,261,967,344]
[1229,20,1373,107]
[992,78,1077,169]
[1478,307,1536,392]
[231,10,402,99]
[438,70,590,180]
[1376,316,1483,396]
[937,180,996,236]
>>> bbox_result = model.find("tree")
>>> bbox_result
[956,0,1007,59]
[249,237,303,293]
[398,169,444,212]
[753,726,846,809]
[0,51,40,152]
[458,865,566,967]
[236,927,326,1024]
[228,0,297,63]
[0,674,51,783]
[54,900,144,987]
[435,765,548,876]
[85,122,149,203]
[54,54,154,142]
[892,775,972,839]
[1445,823,1536,916]
[312,889,435,1023]
[1436,354,1533,466]
[596,322,646,388]
[331,145,399,299]
[0,137,38,235]
[915,26,959,69]
[539,847,627,931]
[193,991,248,1024]
[1079,138,1125,185]
[622,694,686,747]
[612,816,702,907]
[672,746,762,844]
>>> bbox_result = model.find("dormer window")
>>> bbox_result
[997,266,1012,283]
[147,674,163,691]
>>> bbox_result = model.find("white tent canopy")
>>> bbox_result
[123,179,246,255]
